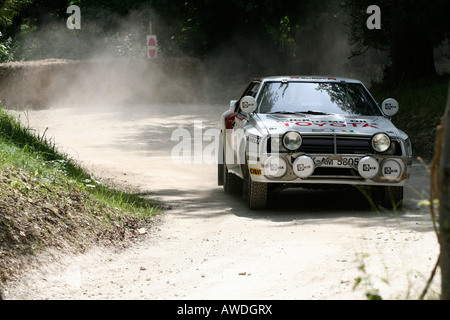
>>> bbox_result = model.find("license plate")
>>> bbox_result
[313,157,361,168]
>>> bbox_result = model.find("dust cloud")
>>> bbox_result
[0,7,206,110]
[0,2,389,111]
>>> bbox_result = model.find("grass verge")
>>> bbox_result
[0,105,161,286]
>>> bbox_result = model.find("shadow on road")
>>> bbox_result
[141,183,434,234]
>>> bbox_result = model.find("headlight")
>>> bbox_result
[282,132,302,151]
[371,133,391,153]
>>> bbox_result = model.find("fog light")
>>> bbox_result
[293,156,315,178]
[263,156,287,178]
[381,159,402,181]
[357,156,379,179]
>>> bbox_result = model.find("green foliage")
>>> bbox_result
[0,0,32,28]
[0,34,13,62]
[0,0,32,62]
[0,105,161,282]
[0,105,159,217]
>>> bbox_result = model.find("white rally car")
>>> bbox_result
[218,76,412,209]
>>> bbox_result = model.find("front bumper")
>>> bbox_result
[247,152,412,187]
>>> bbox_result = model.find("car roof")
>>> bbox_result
[255,76,363,84]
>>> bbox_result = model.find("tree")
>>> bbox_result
[342,0,450,85]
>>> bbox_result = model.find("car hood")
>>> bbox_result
[254,113,404,138]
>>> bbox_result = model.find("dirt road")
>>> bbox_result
[3,103,440,299]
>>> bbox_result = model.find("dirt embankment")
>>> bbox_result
[0,58,205,108]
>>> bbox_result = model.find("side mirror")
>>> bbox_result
[239,96,257,115]
[381,98,399,117]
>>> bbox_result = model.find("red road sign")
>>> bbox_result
[147,35,157,58]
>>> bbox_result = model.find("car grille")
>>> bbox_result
[267,134,402,155]
[299,135,370,154]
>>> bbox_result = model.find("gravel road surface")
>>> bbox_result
[3,103,440,299]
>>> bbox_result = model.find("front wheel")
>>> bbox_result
[245,176,268,210]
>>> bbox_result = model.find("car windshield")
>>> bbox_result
[257,81,382,116]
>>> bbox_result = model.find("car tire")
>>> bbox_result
[247,177,268,210]
[378,186,404,209]
[223,164,243,194]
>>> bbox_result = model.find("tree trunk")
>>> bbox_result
[440,85,450,300]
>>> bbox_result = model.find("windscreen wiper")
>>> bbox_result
[267,111,305,115]
[268,110,332,115]
[297,110,332,115]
